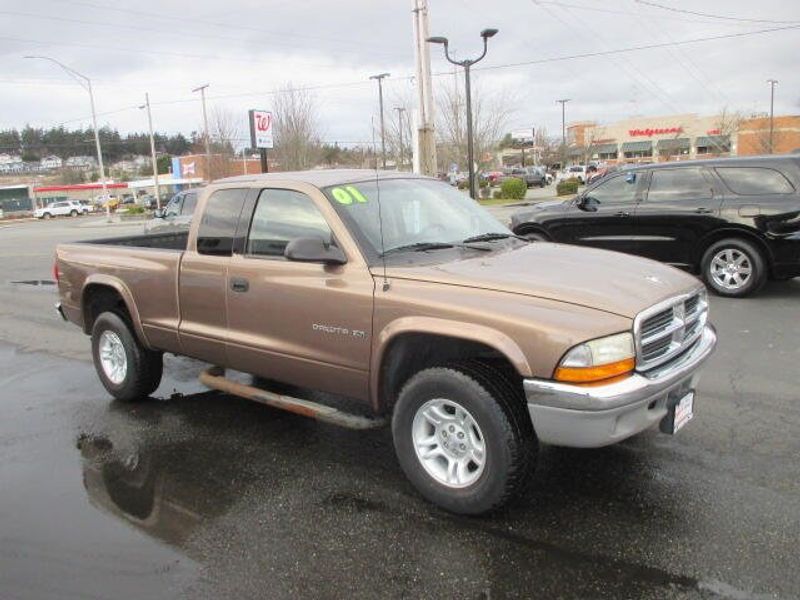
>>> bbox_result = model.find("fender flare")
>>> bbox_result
[81,274,151,348]
[369,316,532,407]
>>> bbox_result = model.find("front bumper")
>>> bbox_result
[524,325,717,448]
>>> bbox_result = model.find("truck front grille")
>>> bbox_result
[635,290,708,372]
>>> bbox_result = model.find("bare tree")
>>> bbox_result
[434,79,515,173]
[209,107,241,154]
[380,93,415,170]
[273,84,323,171]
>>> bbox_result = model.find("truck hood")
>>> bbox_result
[379,243,701,319]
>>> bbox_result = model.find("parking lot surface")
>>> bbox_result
[1,216,798,599]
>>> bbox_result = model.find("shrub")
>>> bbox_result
[557,179,580,196]
[500,177,526,201]
[492,190,503,199]
[125,205,146,214]
[457,179,469,191]
[479,178,489,189]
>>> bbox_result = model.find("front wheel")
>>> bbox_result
[43,212,52,220]
[392,363,537,515]
[701,238,767,297]
[70,209,79,217]
[91,311,163,401]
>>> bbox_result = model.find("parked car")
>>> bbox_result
[77,200,95,213]
[496,167,545,188]
[510,156,800,297]
[143,189,199,234]
[558,165,587,184]
[34,200,85,219]
[485,170,505,186]
[55,170,716,515]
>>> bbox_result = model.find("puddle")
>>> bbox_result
[9,279,57,288]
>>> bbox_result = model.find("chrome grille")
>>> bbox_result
[635,290,708,371]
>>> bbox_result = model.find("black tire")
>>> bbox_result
[519,230,549,242]
[43,212,52,220]
[70,209,79,217]
[701,238,767,298]
[392,362,537,515]
[91,311,163,401]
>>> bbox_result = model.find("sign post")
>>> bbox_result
[248,109,274,173]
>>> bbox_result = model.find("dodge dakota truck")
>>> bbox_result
[55,170,716,514]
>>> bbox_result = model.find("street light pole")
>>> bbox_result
[370,73,390,169]
[767,79,778,154]
[192,84,211,180]
[25,55,110,219]
[428,28,498,200]
[394,107,406,170]
[139,92,161,210]
[556,98,570,166]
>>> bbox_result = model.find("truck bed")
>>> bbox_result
[83,231,189,251]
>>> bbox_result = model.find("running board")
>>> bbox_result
[199,366,387,430]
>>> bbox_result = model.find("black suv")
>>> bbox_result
[510,156,800,297]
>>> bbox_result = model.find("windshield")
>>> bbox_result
[323,178,510,258]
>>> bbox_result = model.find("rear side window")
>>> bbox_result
[247,189,332,257]
[197,189,248,256]
[181,192,198,216]
[647,168,712,202]
[715,167,794,195]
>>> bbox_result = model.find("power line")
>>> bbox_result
[634,0,800,25]
[0,8,405,59]
[533,0,751,26]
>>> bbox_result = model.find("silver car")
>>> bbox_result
[143,190,199,235]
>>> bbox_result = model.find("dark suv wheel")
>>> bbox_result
[701,238,767,298]
[392,362,537,515]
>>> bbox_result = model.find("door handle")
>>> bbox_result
[230,277,249,293]
[615,211,631,217]
[695,207,714,214]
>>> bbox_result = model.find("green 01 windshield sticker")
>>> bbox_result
[331,185,369,205]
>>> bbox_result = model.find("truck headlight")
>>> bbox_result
[554,332,635,383]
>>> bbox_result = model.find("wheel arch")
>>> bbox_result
[694,227,775,274]
[512,222,551,240]
[81,276,150,347]
[371,317,532,413]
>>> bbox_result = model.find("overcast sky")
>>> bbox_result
[1,0,798,148]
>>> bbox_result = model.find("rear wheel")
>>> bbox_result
[520,230,549,242]
[392,362,537,515]
[70,209,79,217]
[91,311,163,401]
[43,212,52,220]
[701,238,767,297]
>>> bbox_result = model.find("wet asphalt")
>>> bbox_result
[0,216,799,599]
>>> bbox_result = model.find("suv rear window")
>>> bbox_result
[647,168,712,202]
[197,189,248,256]
[715,167,794,195]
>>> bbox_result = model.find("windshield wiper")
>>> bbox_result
[381,242,456,256]
[462,232,526,244]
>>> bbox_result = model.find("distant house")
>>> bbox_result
[0,153,22,165]
[65,156,97,171]
[40,155,63,170]
[0,154,24,174]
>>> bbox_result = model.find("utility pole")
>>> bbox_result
[412,0,437,176]
[556,98,571,166]
[370,73,390,169]
[767,79,778,154]
[428,28,499,200]
[394,107,406,170]
[192,84,211,180]
[25,55,110,221]
[139,93,161,210]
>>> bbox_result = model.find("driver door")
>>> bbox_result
[571,172,644,255]
[225,186,375,401]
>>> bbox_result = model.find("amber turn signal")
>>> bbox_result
[554,357,635,384]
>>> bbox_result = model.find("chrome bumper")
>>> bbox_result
[524,325,717,448]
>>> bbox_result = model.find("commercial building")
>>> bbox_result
[566,113,800,165]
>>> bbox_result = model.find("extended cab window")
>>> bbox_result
[585,174,638,204]
[165,196,181,217]
[715,167,794,195]
[247,189,332,257]
[647,168,712,202]
[181,192,198,215]
[197,189,248,256]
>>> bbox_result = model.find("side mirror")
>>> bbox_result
[580,196,600,212]
[284,237,347,265]
[153,208,165,218]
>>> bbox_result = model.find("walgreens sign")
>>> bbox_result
[628,126,683,137]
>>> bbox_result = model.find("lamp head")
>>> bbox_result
[426,36,448,45]
[480,28,499,39]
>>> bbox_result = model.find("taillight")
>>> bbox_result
[53,258,60,283]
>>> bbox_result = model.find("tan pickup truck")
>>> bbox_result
[55,170,716,514]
